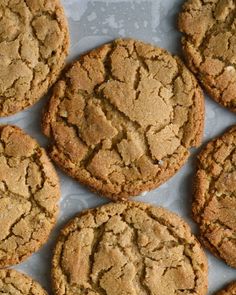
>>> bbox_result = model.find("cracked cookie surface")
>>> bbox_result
[216,282,236,295]
[193,126,236,267]
[0,0,69,116]
[42,39,204,200]
[0,269,47,294]
[179,0,236,112]
[0,125,60,267]
[52,201,208,295]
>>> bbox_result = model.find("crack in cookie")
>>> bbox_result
[42,39,204,200]
[0,125,60,267]
[0,0,69,116]
[52,201,208,295]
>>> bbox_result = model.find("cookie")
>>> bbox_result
[193,126,236,267]
[0,125,60,267]
[215,282,236,295]
[42,38,204,200]
[179,0,236,112]
[52,201,208,295]
[0,0,69,116]
[0,269,47,294]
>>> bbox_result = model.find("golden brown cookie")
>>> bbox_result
[0,125,60,267]
[215,282,236,295]
[193,126,236,267]
[0,0,69,116]
[0,269,47,294]
[42,38,204,200]
[52,201,208,295]
[179,0,236,112]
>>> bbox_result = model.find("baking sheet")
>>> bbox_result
[2,0,236,293]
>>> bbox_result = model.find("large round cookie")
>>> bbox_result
[0,0,69,116]
[179,0,236,112]
[0,125,60,267]
[0,269,47,294]
[42,38,204,200]
[216,282,236,295]
[52,201,208,295]
[193,126,236,267]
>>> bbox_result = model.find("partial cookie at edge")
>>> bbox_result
[0,0,69,116]
[0,125,60,267]
[179,0,236,112]
[193,125,236,267]
[42,38,205,200]
[0,269,47,294]
[52,201,208,295]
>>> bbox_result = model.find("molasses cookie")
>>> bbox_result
[0,0,69,116]
[42,38,204,200]
[0,269,47,294]
[179,0,236,112]
[52,201,208,295]
[0,125,60,267]
[193,126,236,267]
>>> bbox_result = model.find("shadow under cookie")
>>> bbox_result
[215,282,236,295]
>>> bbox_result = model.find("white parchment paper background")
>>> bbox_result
[0,0,235,293]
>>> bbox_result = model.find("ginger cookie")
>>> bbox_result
[193,126,236,267]
[215,283,236,295]
[179,0,236,112]
[52,201,208,295]
[0,0,69,116]
[0,125,60,267]
[42,38,204,200]
[0,269,47,294]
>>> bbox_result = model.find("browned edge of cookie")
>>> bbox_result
[215,282,236,295]
[41,145,189,201]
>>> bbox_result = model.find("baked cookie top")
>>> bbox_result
[193,126,236,267]
[179,0,236,112]
[216,282,236,295]
[0,125,60,267]
[52,201,208,295]
[0,269,47,294]
[42,38,204,200]
[0,0,69,116]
